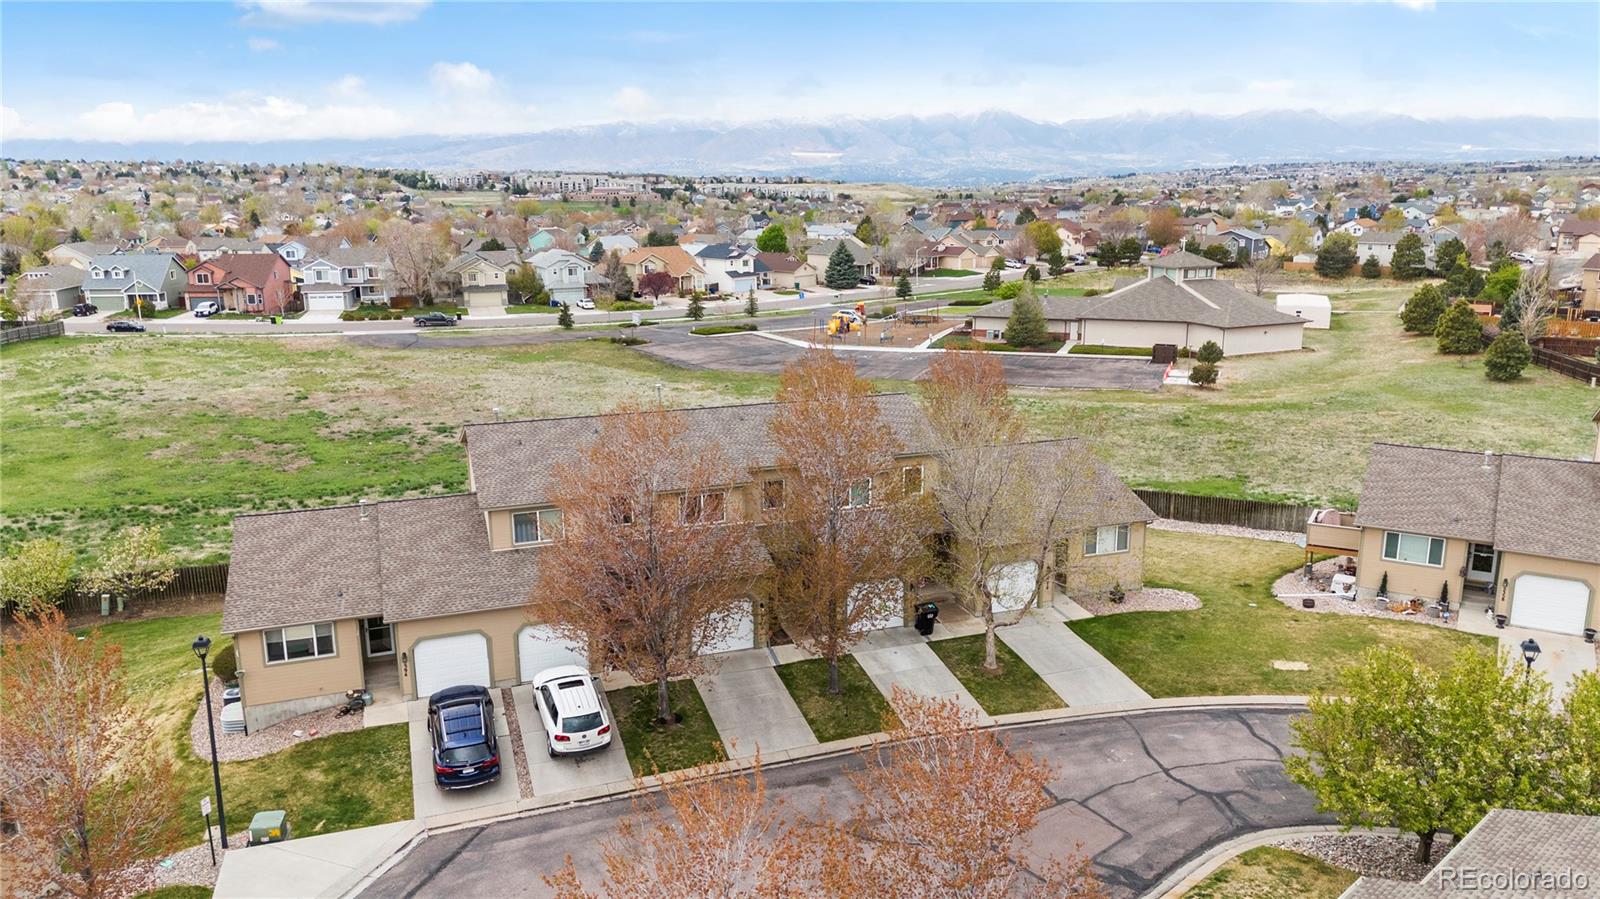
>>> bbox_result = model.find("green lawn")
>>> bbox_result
[89,613,412,850]
[925,268,980,277]
[607,680,724,775]
[775,655,897,742]
[930,334,1064,353]
[1070,531,1494,696]
[506,304,559,314]
[136,887,214,899]
[1183,846,1358,899]
[1068,344,1152,356]
[109,307,188,320]
[927,634,1064,715]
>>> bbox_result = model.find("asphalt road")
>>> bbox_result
[364,706,1327,899]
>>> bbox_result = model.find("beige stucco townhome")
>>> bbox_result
[444,249,521,311]
[221,395,1154,731]
[970,251,1307,355]
[1306,437,1600,638]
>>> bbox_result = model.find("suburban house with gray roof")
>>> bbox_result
[969,252,1307,356]
[14,264,85,315]
[300,247,391,312]
[1306,438,1600,638]
[220,395,1154,731]
[1342,809,1600,898]
[444,249,521,311]
[79,253,186,312]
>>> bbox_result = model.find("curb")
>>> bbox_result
[1144,824,1402,899]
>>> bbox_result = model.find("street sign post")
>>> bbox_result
[200,796,216,865]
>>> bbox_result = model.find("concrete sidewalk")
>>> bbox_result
[213,819,420,899]
[998,612,1151,706]
[694,648,818,759]
[852,628,992,724]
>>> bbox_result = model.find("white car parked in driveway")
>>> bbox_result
[530,666,613,757]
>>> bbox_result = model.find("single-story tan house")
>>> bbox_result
[221,395,1154,731]
[970,251,1307,355]
[1306,438,1600,637]
[755,252,819,290]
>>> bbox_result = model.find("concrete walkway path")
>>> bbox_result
[214,819,420,898]
[694,648,818,759]
[851,628,992,724]
[999,612,1151,706]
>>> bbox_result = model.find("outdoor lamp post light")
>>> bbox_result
[1520,637,1541,672]
[192,635,230,848]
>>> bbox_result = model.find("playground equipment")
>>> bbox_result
[826,309,864,336]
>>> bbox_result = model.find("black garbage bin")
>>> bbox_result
[914,601,939,636]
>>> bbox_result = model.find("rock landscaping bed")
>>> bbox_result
[1071,586,1201,616]
[189,676,362,762]
[502,686,533,800]
[1150,518,1304,546]
[131,827,250,891]
[1272,559,1461,629]
[1272,832,1455,883]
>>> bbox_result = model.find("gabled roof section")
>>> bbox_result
[85,253,180,291]
[1354,444,1501,544]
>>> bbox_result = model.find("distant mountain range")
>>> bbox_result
[5,111,1596,185]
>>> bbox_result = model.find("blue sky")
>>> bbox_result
[2,1,1596,143]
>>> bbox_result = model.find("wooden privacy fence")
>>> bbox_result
[1537,336,1599,359]
[1530,345,1600,385]
[1545,318,1600,340]
[59,562,230,614]
[1133,489,1319,534]
[0,320,65,344]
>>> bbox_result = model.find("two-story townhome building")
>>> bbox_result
[694,242,761,295]
[526,249,592,306]
[1555,218,1600,257]
[300,248,391,312]
[79,253,186,312]
[444,249,521,311]
[186,252,295,315]
[1306,438,1600,638]
[620,246,706,295]
[220,395,1155,731]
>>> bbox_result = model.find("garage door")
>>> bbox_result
[413,633,492,698]
[1510,575,1591,635]
[849,579,906,633]
[518,625,587,682]
[304,291,346,312]
[699,602,755,655]
[986,562,1039,613]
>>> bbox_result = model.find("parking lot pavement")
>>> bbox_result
[851,627,992,724]
[998,613,1151,706]
[407,698,521,824]
[511,684,633,800]
[693,648,817,759]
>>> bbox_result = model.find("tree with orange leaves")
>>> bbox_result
[764,350,932,694]
[528,404,763,724]
[0,610,181,899]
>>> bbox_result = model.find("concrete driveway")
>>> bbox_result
[407,698,522,826]
[364,706,1325,899]
[693,648,817,759]
[999,612,1152,706]
[511,684,633,800]
[851,627,992,724]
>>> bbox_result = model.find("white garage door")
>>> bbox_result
[304,291,346,312]
[986,562,1039,613]
[413,633,492,698]
[518,625,587,682]
[849,579,906,633]
[699,602,755,655]
[1510,575,1591,635]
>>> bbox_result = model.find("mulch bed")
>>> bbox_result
[1273,832,1455,883]
[1071,587,1201,616]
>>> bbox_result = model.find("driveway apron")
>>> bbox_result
[407,698,521,824]
[693,648,818,759]
[851,627,992,724]
[998,612,1151,706]
[513,684,633,799]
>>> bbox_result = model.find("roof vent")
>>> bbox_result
[358,499,369,521]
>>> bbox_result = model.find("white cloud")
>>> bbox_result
[37,95,412,142]
[1392,0,1436,10]
[238,1,429,26]
[429,61,495,94]
[246,36,281,51]
[610,86,653,116]
[329,75,366,99]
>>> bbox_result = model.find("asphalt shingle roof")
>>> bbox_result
[1343,810,1600,898]
[84,253,181,292]
[978,275,1305,330]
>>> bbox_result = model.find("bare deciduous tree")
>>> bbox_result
[1246,254,1282,296]
[0,610,181,899]
[378,218,449,300]
[529,405,762,723]
[1509,264,1555,342]
[763,351,931,694]
[78,525,176,606]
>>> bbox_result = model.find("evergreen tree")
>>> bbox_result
[1117,237,1143,266]
[1234,245,1251,268]
[1390,233,1427,279]
[1045,249,1066,276]
[557,303,574,329]
[1434,299,1484,354]
[1015,206,1037,225]
[1400,284,1447,334]
[611,269,634,303]
[854,216,879,246]
[1002,284,1049,347]
[687,292,706,321]
[982,268,1002,293]
[824,243,859,290]
[1433,238,1466,276]
[755,222,788,253]
[1201,243,1233,266]
[67,226,84,243]
[1483,330,1532,381]
[896,273,912,300]
[1196,340,1223,365]
[1187,361,1219,387]
[744,292,759,318]
[1315,232,1358,278]
[1024,264,1040,282]
[1183,236,1202,254]
[507,263,549,305]
[588,243,604,262]
[644,230,677,247]
[0,247,21,277]
[1444,254,1484,299]
[479,237,506,251]
[1361,254,1382,278]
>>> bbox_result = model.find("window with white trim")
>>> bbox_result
[681,490,726,524]
[1083,524,1131,556]
[264,623,335,663]
[512,508,563,545]
[846,478,872,509]
[1382,531,1444,567]
[902,465,923,496]
[195,271,211,284]
[760,479,784,511]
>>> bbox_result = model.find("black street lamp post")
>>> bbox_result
[1519,637,1541,673]
[192,635,229,848]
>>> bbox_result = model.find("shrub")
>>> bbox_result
[947,298,992,307]
[1360,255,1382,279]
[557,303,574,329]
[1195,340,1223,364]
[994,280,1024,300]
[611,300,653,311]
[1188,361,1219,386]
[689,324,757,336]
[608,335,647,346]
[1315,232,1358,277]
[1083,288,1101,297]
[1434,299,1485,355]
[211,639,238,683]
[1108,585,1126,604]
[1483,330,1533,381]
[1067,345,1151,356]
[1399,284,1446,334]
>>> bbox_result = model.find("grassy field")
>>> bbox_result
[92,613,412,849]
[926,634,1064,715]
[1182,846,1358,899]
[1070,530,1494,696]
[607,680,724,775]
[775,655,896,742]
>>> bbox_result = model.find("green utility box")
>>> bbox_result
[249,810,290,844]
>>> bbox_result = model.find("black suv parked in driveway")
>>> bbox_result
[426,685,501,790]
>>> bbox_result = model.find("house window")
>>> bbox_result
[264,622,335,663]
[681,490,726,524]
[365,267,376,279]
[607,497,634,525]
[902,465,923,496]
[466,272,479,284]
[195,272,211,284]
[846,478,872,509]
[760,479,784,511]
[1382,531,1445,567]
[1083,524,1131,556]
[343,268,358,280]
[512,508,563,545]
[92,268,103,279]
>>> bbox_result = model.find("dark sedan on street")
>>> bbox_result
[427,685,501,790]
[105,320,146,332]
[414,311,457,327]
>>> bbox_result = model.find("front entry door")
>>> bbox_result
[1466,544,1496,585]
[363,617,394,657]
